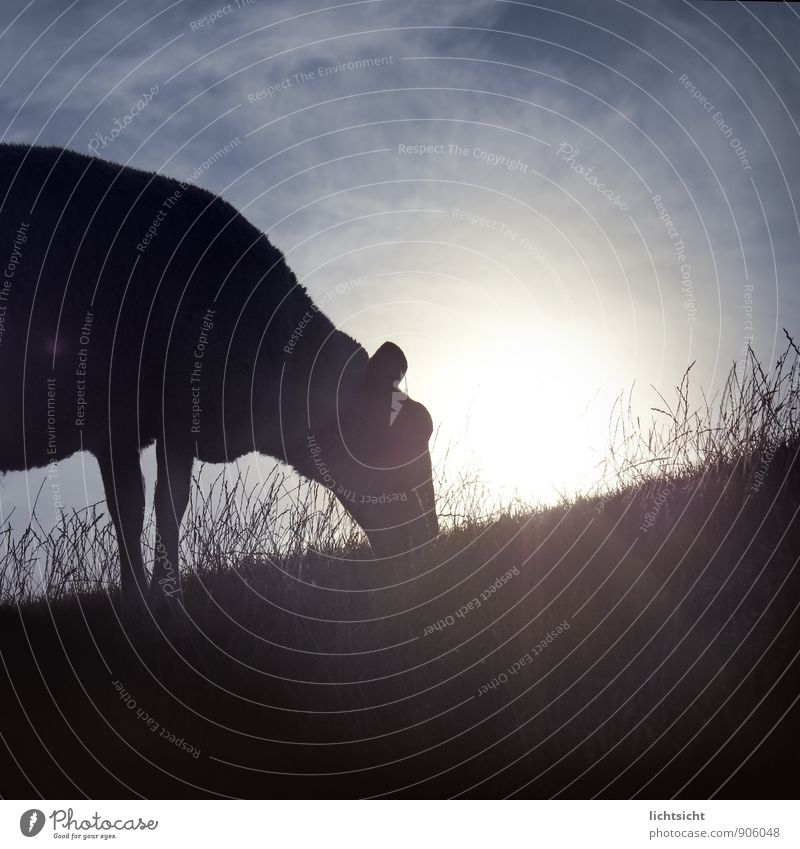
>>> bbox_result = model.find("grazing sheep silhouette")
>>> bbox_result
[0,144,437,621]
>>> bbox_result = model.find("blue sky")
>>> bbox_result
[1,0,799,518]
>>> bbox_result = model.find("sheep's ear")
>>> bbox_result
[365,342,407,390]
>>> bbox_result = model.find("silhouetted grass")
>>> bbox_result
[0,337,798,798]
[603,330,800,487]
[0,431,507,604]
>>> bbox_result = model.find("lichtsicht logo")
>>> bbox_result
[19,809,45,837]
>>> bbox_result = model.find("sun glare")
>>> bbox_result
[440,334,616,505]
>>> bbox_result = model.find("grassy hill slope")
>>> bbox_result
[1,341,799,798]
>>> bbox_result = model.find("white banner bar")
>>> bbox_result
[2,800,797,848]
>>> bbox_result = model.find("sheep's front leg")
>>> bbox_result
[97,445,147,621]
[149,440,193,622]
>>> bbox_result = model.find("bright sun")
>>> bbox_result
[434,332,618,506]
